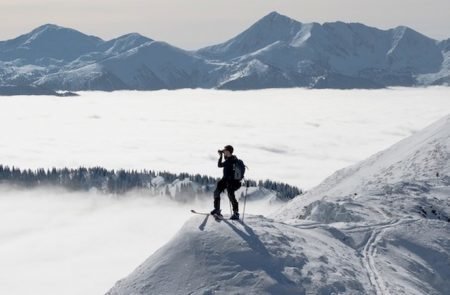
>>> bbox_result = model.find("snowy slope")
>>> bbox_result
[277,114,450,210]
[271,114,450,293]
[36,41,217,90]
[59,33,154,70]
[417,48,450,86]
[106,215,372,295]
[98,33,153,55]
[107,114,450,295]
[98,41,216,90]
[33,63,124,91]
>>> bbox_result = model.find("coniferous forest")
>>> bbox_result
[0,165,302,200]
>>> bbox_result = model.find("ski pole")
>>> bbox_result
[242,180,249,223]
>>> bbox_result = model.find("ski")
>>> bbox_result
[190,209,208,215]
[190,209,224,221]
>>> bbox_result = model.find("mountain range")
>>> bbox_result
[1,11,449,92]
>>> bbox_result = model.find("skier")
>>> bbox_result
[210,145,242,220]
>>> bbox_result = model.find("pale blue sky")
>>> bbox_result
[1,0,449,49]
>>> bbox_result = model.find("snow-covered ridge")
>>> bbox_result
[106,215,374,294]
[277,114,450,213]
[106,114,450,294]
[1,12,449,91]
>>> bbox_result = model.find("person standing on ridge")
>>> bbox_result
[211,145,242,220]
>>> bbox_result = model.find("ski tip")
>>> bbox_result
[190,209,196,213]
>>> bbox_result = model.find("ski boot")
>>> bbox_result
[210,208,223,218]
[230,212,240,220]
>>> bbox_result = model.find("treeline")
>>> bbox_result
[0,165,302,200]
[257,179,302,200]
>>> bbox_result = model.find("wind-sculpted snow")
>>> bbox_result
[300,200,364,223]
[106,215,369,295]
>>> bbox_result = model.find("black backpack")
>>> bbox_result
[233,158,246,181]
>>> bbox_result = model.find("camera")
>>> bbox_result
[218,149,224,154]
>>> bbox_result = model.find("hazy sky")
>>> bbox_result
[1,0,449,49]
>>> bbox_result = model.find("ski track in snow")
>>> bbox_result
[360,218,419,295]
[364,227,387,295]
[291,217,421,295]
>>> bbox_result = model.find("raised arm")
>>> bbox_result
[218,152,224,167]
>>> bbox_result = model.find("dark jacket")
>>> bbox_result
[218,155,237,180]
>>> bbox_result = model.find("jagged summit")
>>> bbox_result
[258,11,299,25]
[387,26,443,73]
[195,15,444,88]
[196,11,304,60]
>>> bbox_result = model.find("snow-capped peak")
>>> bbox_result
[257,11,300,26]
[196,11,303,60]
[20,24,103,48]
[0,24,103,62]
[28,23,62,34]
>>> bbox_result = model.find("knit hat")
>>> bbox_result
[223,145,234,154]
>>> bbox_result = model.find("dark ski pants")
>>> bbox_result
[214,179,241,213]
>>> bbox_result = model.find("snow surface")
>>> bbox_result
[107,215,372,294]
[107,112,450,295]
